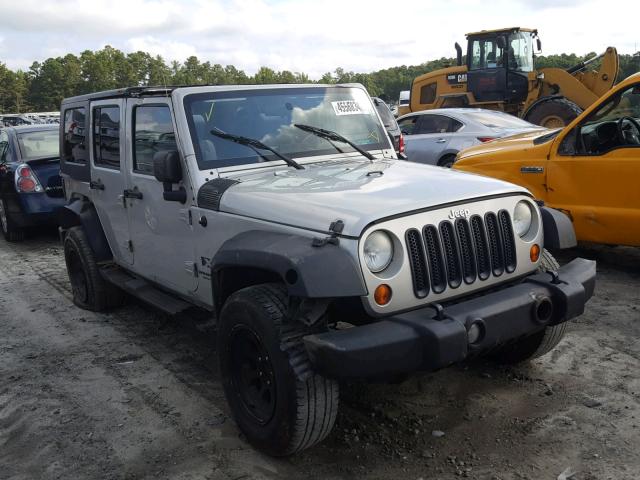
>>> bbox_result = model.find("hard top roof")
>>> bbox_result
[61,83,360,105]
[466,27,536,37]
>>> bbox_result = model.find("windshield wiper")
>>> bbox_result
[294,124,376,161]
[210,128,304,170]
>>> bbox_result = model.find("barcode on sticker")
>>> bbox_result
[332,100,364,116]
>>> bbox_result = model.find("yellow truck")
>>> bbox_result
[400,27,618,128]
[454,72,640,246]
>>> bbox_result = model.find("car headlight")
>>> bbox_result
[513,200,533,237]
[363,230,394,273]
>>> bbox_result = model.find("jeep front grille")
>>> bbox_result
[406,211,517,298]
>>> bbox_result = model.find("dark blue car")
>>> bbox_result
[0,125,65,241]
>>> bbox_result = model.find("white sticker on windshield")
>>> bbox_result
[332,100,364,116]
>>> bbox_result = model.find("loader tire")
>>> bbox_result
[525,98,582,128]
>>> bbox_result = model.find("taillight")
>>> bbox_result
[15,164,43,193]
[398,134,405,154]
[477,137,496,143]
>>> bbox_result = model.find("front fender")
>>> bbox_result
[212,230,367,298]
[540,206,577,249]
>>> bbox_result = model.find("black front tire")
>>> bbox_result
[63,226,123,311]
[0,198,25,242]
[491,249,568,364]
[218,284,339,456]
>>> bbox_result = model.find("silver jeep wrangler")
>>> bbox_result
[58,84,595,456]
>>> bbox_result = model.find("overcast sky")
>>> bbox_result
[0,0,637,78]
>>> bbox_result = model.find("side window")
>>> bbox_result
[417,115,451,134]
[63,107,86,164]
[398,116,419,135]
[0,130,9,162]
[93,106,121,169]
[420,83,437,104]
[133,105,177,175]
[451,119,464,132]
[470,39,503,70]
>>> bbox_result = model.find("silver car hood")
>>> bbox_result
[219,159,528,237]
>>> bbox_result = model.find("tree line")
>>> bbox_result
[1,45,639,113]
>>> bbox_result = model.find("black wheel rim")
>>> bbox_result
[228,325,277,425]
[67,249,88,303]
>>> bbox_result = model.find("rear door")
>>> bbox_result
[402,114,454,164]
[89,99,133,265]
[124,97,197,294]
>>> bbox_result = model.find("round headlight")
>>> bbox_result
[363,230,394,273]
[513,200,533,237]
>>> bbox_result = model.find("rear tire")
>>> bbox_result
[63,226,123,311]
[491,249,567,364]
[438,154,457,168]
[218,283,339,456]
[0,198,25,242]
[525,98,582,129]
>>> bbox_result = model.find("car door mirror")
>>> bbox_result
[153,150,182,183]
[153,150,187,203]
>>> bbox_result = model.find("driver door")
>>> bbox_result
[124,97,198,294]
[547,81,640,245]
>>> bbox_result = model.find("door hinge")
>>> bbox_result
[127,240,134,252]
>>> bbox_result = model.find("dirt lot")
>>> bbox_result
[1,231,639,480]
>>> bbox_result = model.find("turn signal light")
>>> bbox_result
[530,244,541,262]
[374,284,392,306]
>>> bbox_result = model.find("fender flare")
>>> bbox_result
[211,230,367,302]
[57,197,113,262]
[540,206,577,250]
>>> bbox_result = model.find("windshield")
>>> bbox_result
[17,130,59,160]
[184,86,389,170]
[465,110,538,129]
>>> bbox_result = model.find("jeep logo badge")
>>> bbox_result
[448,208,471,219]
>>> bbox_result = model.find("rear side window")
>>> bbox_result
[93,106,120,169]
[63,107,86,164]
[133,105,177,175]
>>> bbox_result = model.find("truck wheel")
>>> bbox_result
[0,198,25,242]
[63,226,123,311]
[491,249,567,364]
[218,283,339,456]
[525,98,582,128]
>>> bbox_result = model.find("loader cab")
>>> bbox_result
[466,28,537,105]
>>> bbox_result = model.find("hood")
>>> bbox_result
[219,159,527,237]
[458,129,556,160]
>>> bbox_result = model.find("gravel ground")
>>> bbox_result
[1,231,639,480]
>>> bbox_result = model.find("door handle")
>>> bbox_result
[123,188,143,199]
[520,166,544,174]
[89,180,105,190]
[436,138,447,143]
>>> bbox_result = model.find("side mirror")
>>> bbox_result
[536,38,542,52]
[497,36,506,50]
[153,150,182,183]
[153,150,186,203]
[401,129,410,136]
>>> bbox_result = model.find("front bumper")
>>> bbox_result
[304,258,596,379]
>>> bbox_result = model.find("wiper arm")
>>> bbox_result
[210,128,304,170]
[294,124,375,161]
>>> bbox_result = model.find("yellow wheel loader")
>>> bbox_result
[399,28,618,128]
